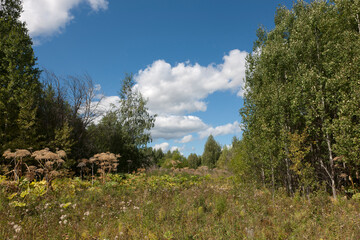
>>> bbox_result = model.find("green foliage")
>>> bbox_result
[187,153,201,169]
[118,74,156,148]
[0,0,41,151]
[202,135,221,169]
[160,150,188,169]
[88,74,156,171]
[238,0,360,197]
[287,130,316,193]
[50,121,74,154]
[216,145,231,170]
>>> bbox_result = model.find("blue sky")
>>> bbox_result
[21,0,293,156]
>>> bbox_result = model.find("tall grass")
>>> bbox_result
[0,171,360,239]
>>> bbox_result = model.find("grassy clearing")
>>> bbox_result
[1,171,360,239]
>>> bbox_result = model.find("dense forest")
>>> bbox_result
[236,0,360,200]
[1,0,360,198]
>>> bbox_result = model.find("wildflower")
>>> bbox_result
[13,224,21,233]
[44,203,50,209]
[60,214,67,220]
[133,206,139,210]
[72,203,77,209]
[84,211,90,216]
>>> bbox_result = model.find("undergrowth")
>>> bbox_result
[0,171,360,239]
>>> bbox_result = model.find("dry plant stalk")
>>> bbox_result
[2,149,31,181]
[92,152,120,183]
[77,158,90,180]
[30,148,67,190]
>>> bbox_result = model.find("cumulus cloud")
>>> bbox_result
[176,135,194,144]
[151,115,207,139]
[198,121,242,139]
[20,0,108,37]
[134,49,247,115]
[153,142,170,152]
[171,146,184,153]
[87,50,246,142]
[90,95,120,124]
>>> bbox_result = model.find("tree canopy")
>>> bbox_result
[0,0,41,150]
[239,0,360,198]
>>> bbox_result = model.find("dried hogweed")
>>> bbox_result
[92,152,121,183]
[31,148,67,190]
[2,149,31,181]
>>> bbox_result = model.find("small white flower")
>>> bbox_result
[133,206,139,210]
[13,224,21,233]
[60,214,67,220]
[72,203,77,209]
[84,211,90,216]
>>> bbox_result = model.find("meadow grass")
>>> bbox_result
[1,171,360,239]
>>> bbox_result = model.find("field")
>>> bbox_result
[1,169,360,240]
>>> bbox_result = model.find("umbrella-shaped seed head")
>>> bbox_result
[56,150,67,159]
[77,162,87,168]
[15,149,31,158]
[3,149,15,159]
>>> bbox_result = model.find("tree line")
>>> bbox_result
[0,0,155,173]
[228,0,360,199]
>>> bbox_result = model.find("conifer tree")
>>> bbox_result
[0,0,41,150]
[202,135,221,169]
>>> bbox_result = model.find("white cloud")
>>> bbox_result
[87,50,246,142]
[170,146,184,153]
[151,115,207,140]
[153,142,169,152]
[134,49,247,115]
[91,95,120,124]
[176,135,194,144]
[87,0,108,11]
[20,0,108,37]
[198,121,242,139]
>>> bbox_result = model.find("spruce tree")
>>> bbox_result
[202,135,221,169]
[0,0,41,150]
